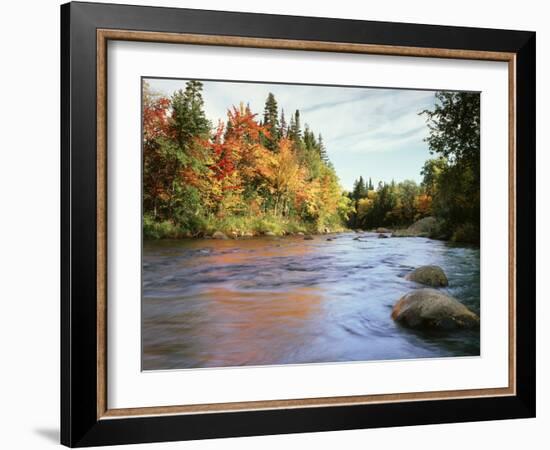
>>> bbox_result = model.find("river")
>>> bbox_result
[142,232,480,370]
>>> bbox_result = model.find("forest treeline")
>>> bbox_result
[143,81,353,239]
[143,81,480,244]
[346,91,480,243]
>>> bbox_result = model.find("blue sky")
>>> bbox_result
[145,78,438,191]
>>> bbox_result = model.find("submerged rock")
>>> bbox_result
[391,288,479,330]
[378,233,389,239]
[406,265,448,287]
[212,231,229,240]
[303,235,314,240]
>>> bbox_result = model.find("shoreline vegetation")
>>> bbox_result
[143,81,480,245]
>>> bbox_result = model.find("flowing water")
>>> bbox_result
[142,233,480,370]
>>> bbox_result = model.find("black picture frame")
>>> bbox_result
[61,1,536,447]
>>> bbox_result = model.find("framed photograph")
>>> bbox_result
[61,1,536,447]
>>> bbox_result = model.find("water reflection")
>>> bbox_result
[143,233,480,370]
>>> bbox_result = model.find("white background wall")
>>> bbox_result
[0,0,546,449]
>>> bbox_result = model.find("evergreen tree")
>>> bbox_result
[318,133,328,163]
[279,109,287,139]
[368,177,374,191]
[303,124,317,151]
[171,81,210,148]
[262,92,279,151]
[163,81,211,220]
[352,176,368,200]
[289,109,302,142]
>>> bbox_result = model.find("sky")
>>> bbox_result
[146,78,438,191]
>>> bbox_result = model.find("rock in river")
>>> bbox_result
[264,231,276,236]
[391,288,479,330]
[406,265,448,287]
[378,233,389,239]
[212,231,229,240]
[376,227,391,233]
[303,235,314,240]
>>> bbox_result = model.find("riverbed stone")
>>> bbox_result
[378,233,389,239]
[303,235,314,240]
[264,231,276,236]
[391,289,479,330]
[376,227,391,233]
[212,231,229,240]
[406,265,448,287]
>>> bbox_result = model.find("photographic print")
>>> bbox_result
[141,78,481,370]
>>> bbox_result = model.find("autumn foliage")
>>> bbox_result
[143,81,479,243]
[142,81,352,238]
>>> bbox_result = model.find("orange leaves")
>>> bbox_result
[225,104,268,142]
[414,193,433,217]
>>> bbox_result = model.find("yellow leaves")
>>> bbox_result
[260,138,306,200]
[357,197,374,222]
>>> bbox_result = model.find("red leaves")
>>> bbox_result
[209,121,235,182]
[143,97,171,141]
[207,106,271,189]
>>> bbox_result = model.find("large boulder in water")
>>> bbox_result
[376,227,391,233]
[391,289,479,330]
[406,265,448,287]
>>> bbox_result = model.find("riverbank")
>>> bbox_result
[144,214,478,245]
[370,217,480,245]
[143,214,348,240]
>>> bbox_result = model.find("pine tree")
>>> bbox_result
[165,81,211,219]
[279,109,287,138]
[368,177,374,190]
[318,133,329,163]
[171,80,210,147]
[303,124,317,151]
[289,109,302,142]
[262,92,279,151]
[352,176,368,200]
